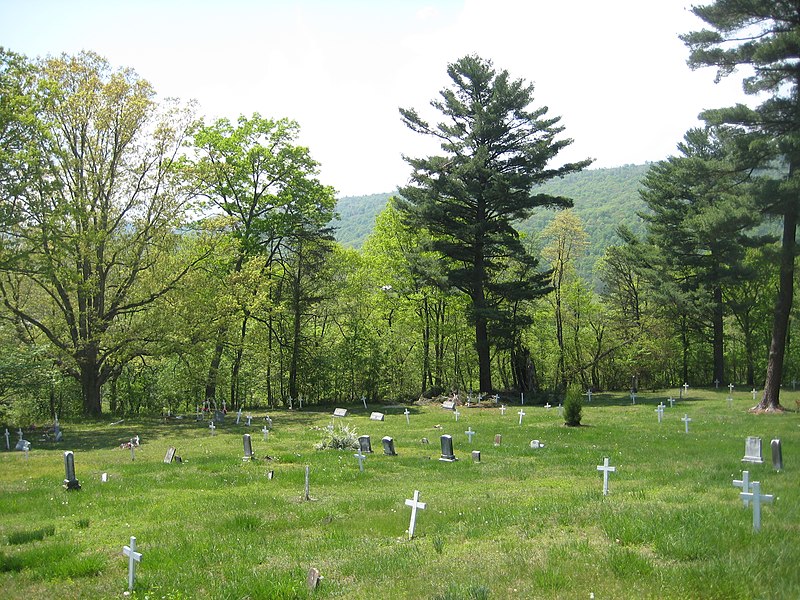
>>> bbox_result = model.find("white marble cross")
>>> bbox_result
[492,394,499,404]
[361,395,368,410]
[500,404,506,416]
[404,490,426,539]
[123,536,143,591]
[354,449,366,472]
[17,428,23,442]
[453,408,460,422]
[465,427,475,443]
[728,383,735,394]
[597,457,616,495]
[751,388,758,401]
[681,414,692,433]
[236,408,242,424]
[517,409,525,425]
[584,388,593,403]
[667,397,675,408]
[740,481,773,532]
[544,402,552,409]
[714,379,719,389]
[733,470,752,506]
[682,382,689,396]
[262,425,269,442]
[404,408,410,424]
[209,422,216,435]
[655,403,664,423]
[298,395,303,409]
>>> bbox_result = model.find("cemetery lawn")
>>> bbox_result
[1,391,798,599]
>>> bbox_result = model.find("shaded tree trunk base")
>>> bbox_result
[748,404,785,414]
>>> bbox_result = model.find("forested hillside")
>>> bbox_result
[333,164,650,278]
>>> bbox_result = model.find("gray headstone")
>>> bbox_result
[421,437,429,444]
[442,400,455,410]
[333,408,348,418]
[358,435,373,454]
[439,434,457,462]
[494,434,502,446]
[213,410,225,423]
[369,412,385,421]
[471,450,481,462]
[307,567,322,590]
[771,438,783,471]
[743,436,764,464]
[63,450,81,490]
[164,447,176,464]
[15,439,30,451]
[382,436,397,456]
[243,434,254,460]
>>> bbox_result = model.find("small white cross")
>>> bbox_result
[288,396,294,410]
[728,383,735,394]
[733,470,752,506]
[361,395,368,410]
[681,414,692,433]
[544,403,552,409]
[453,409,460,422]
[667,397,675,408]
[404,490,427,539]
[520,392,524,405]
[404,408,410,424]
[465,427,475,443]
[262,425,269,442]
[655,403,664,423]
[123,536,143,591]
[246,415,252,426]
[17,428,23,442]
[500,405,506,416]
[751,388,758,401]
[209,422,216,435]
[354,450,366,472]
[584,388,592,402]
[630,392,636,405]
[683,382,689,394]
[298,395,303,409]
[740,481,773,532]
[236,408,242,424]
[517,409,525,425]
[597,457,616,495]
[714,379,719,389]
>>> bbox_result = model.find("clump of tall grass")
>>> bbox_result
[314,423,359,450]
[8,525,55,545]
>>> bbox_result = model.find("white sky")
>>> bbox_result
[0,0,751,196]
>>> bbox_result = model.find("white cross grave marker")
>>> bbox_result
[728,383,735,394]
[584,388,593,403]
[404,490,427,539]
[298,395,303,409]
[262,425,269,442]
[681,414,692,434]
[354,449,366,472]
[682,382,689,397]
[544,402,552,409]
[246,415,252,426]
[465,427,475,443]
[733,470,752,506]
[500,404,506,416]
[123,536,143,591]
[17,428,23,442]
[236,408,242,424]
[209,422,216,436]
[404,408,410,424]
[751,388,758,402]
[518,409,525,425]
[453,408,460,422]
[4,428,8,450]
[630,392,636,405]
[740,481,774,532]
[361,395,368,410]
[667,397,675,408]
[597,457,616,495]
[714,379,719,389]
[655,403,664,423]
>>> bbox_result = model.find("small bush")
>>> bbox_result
[314,423,359,450]
[563,394,582,427]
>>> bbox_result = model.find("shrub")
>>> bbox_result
[314,423,359,450]
[563,393,583,427]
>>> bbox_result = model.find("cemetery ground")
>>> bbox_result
[0,391,798,599]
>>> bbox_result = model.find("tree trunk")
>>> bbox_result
[79,360,102,416]
[712,283,725,386]
[475,314,492,393]
[205,326,226,408]
[757,200,795,412]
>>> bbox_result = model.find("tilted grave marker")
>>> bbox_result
[369,412,385,421]
[382,436,397,456]
[164,447,177,464]
[771,439,783,471]
[404,490,426,539]
[243,434,254,461]
[123,536,143,591]
[333,408,348,418]
[517,409,525,425]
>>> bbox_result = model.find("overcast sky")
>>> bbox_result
[1,0,751,196]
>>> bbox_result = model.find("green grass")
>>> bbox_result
[0,390,798,599]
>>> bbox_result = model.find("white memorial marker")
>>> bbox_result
[630,392,636,405]
[544,402,552,409]
[122,536,143,591]
[520,392,524,405]
[404,490,427,539]
[465,427,476,443]
[262,425,269,442]
[682,382,689,397]
[246,415,252,426]
[4,428,8,450]
[681,414,692,434]
[17,428,23,442]
[584,388,593,403]
[740,481,773,532]
[667,396,675,408]
[500,404,507,416]
[733,470,752,506]
[728,383,735,394]
[751,388,758,401]
[597,457,616,495]
[517,409,525,425]
[453,408,460,422]
[209,422,216,436]
[404,408,410,424]
[362,395,368,410]
[298,395,303,409]
[354,449,366,472]
[236,407,242,424]
[714,379,719,389]
[655,403,664,423]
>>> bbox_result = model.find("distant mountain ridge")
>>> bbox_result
[332,163,651,278]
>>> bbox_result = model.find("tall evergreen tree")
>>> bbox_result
[397,55,591,394]
[682,1,800,411]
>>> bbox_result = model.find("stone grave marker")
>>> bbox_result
[163,447,177,464]
[262,425,269,442]
[667,397,675,408]
[596,457,616,496]
[333,408,348,418]
[733,470,752,506]
[771,439,783,471]
[304,465,311,501]
[453,408,461,422]
[404,408,410,424]
[354,449,366,472]
[655,403,665,424]
[358,435,373,454]
[369,412,385,421]
[465,427,475,443]
[63,450,81,490]
[421,437,429,444]
[544,402,552,409]
[682,382,689,397]
[382,436,397,456]
[15,437,30,451]
[584,388,593,403]
[439,434,457,462]
[209,422,216,436]
[236,408,243,425]
[243,434,254,461]
[714,379,719,389]
[520,392,525,405]
[742,436,763,463]
[751,388,758,401]
[681,414,692,434]
[122,536,143,591]
[491,394,499,404]
[494,434,502,447]
[517,409,525,425]
[246,415,252,426]
[404,490,426,539]
[740,481,774,532]
[530,439,544,449]
[442,400,455,411]
[500,405,506,416]
[728,383,735,395]
[471,450,481,462]
[361,395,368,410]
[307,567,322,591]
[4,428,8,450]
[213,410,225,423]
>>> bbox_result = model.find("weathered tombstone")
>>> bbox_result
[243,434,254,461]
[471,450,481,462]
[520,392,524,405]
[246,415,252,426]
[358,435,373,454]
[465,427,475,443]
[382,436,397,456]
[421,437,429,444]
[530,439,544,449]
[742,436,764,464]
[307,567,322,591]
[404,490,426,539]
[442,400,455,411]
[740,480,774,532]
[163,447,177,464]
[404,408,410,424]
[213,410,225,423]
[439,434,457,462]
[101,472,108,483]
[354,449,366,472]
[123,536,143,591]
[771,439,783,471]
[333,408,348,418]
[681,414,692,434]
[596,457,616,496]
[369,412,385,421]
[517,409,525,425]
[55,430,63,442]
[63,450,81,490]
[15,438,30,451]
[733,470,752,506]
[494,434,502,447]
